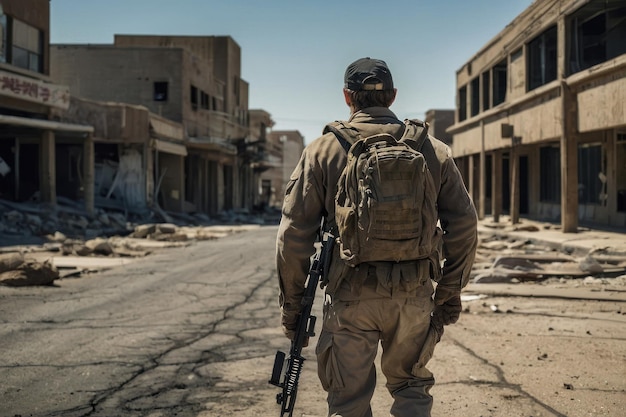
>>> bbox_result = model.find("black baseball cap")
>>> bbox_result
[344,57,394,92]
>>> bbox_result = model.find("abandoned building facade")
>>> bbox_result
[0,0,98,213]
[449,0,626,230]
[1,0,302,222]
[50,35,253,216]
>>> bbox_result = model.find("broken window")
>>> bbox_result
[540,145,561,203]
[154,81,168,101]
[527,25,558,91]
[493,59,507,106]
[568,1,626,74]
[470,76,480,117]
[578,143,603,205]
[458,85,467,122]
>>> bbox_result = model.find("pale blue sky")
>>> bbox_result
[50,0,532,144]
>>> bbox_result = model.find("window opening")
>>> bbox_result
[482,71,491,111]
[493,59,507,105]
[540,145,561,203]
[528,25,558,91]
[154,82,168,101]
[190,85,198,110]
[458,85,467,122]
[578,143,603,205]
[470,77,480,117]
[568,2,626,74]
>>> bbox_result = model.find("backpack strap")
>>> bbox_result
[400,119,430,151]
[323,121,362,153]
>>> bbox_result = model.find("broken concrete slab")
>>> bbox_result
[465,282,626,302]
[51,256,134,271]
[0,261,58,286]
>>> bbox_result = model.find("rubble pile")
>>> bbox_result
[0,198,280,286]
[473,221,626,285]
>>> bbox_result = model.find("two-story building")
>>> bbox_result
[448,0,626,231]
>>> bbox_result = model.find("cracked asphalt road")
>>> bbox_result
[1,225,625,417]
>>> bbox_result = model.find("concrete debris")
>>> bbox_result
[0,260,59,286]
[473,228,626,284]
[0,198,278,286]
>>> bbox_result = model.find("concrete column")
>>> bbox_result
[233,156,241,210]
[561,81,579,232]
[83,134,95,216]
[145,142,154,207]
[39,130,56,205]
[479,120,486,220]
[510,141,520,224]
[468,155,475,207]
[178,154,185,212]
[492,150,502,223]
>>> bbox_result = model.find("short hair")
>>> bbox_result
[346,89,395,110]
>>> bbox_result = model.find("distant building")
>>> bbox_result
[50,35,250,215]
[448,0,626,230]
[247,109,280,209]
[0,0,95,213]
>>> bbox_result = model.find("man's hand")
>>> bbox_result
[433,286,462,326]
[281,311,311,347]
[281,309,298,340]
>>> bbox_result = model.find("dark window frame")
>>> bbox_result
[154,81,168,101]
[527,25,558,91]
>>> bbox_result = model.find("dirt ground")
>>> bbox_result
[208,275,626,417]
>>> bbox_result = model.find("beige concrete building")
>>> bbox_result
[448,0,626,230]
[0,0,95,213]
[50,35,250,216]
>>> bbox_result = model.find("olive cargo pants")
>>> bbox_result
[316,276,437,417]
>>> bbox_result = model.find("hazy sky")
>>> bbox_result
[50,0,532,144]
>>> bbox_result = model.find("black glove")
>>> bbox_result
[433,287,462,326]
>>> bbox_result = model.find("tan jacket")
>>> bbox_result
[276,107,478,316]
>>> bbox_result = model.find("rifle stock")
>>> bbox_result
[269,230,335,417]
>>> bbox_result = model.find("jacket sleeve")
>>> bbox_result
[436,150,478,292]
[276,147,326,318]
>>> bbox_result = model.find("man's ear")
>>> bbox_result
[343,88,352,107]
[389,88,397,106]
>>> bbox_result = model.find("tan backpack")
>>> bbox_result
[324,119,442,267]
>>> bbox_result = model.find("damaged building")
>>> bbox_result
[49,35,251,217]
[449,0,626,230]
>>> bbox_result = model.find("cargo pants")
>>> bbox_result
[316,264,438,417]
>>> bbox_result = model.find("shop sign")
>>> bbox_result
[0,69,70,110]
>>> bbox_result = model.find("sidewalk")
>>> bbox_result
[476,215,626,256]
[468,215,626,302]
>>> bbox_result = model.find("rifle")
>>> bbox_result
[269,229,335,417]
